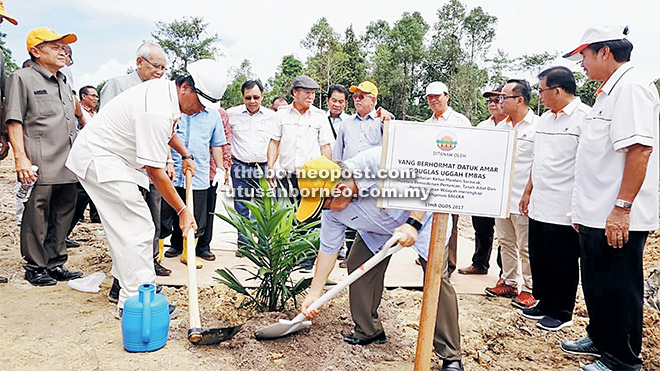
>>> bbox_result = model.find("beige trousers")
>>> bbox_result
[495,214,532,293]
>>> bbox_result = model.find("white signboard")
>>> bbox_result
[379,120,517,218]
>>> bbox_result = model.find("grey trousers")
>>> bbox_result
[346,234,462,360]
[21,183,77,271]
[142,183,161,259]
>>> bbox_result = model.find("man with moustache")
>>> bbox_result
[5,27,82,286]
[560,25,659,371]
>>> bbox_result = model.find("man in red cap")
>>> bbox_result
[5,27,82,286]
[560,25,659,371]
[0,0,18,284]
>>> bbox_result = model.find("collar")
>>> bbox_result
[598,63,634,97]
[432,107,453,120]
[355,109,377,121]
[553,97,581,119]
[327,110,348,120]
[506,108,534,126]
[31,63,62,82]
[242,104,264,115]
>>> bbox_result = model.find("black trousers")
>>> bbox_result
[142,184,162,259]
[21,183,77,271]
[471,216,495,270]
[579,225,646,370]
[528,219,579,322]
[196,183,217,252]
[160,187,208,253]
[68,182,99,235]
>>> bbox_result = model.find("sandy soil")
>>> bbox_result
[0,158,659,370]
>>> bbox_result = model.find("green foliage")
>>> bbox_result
[152,16,220,79]
[214,177,320,312]
[222,59,257,109]
[0,32,18,75]
[574,71,600,107]
[266,55,303,104]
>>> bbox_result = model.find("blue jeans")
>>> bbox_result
[230,161,266,247]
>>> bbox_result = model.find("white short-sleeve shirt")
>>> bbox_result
[425,107,472,127]
[66,79,180,189]
[496,109,539,214]
[571,63,660,231]
[529,98,590,225]
[270,103,334,172]
[226,104,275,163]
[476,116,503,129]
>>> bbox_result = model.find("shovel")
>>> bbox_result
[255,232,403,340]
[184,170,242,345]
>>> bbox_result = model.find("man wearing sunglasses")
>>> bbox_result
[458,86,507,277]
[5,27,82,286]
[298,148,463,371]
[484,79,539,311]
[65,59,226,318]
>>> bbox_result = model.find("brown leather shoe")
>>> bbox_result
[458,265,487,275]
[484,281,518,298]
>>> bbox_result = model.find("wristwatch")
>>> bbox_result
[614,199,633,209]
[405,217,422,231]
[182,154,194,160]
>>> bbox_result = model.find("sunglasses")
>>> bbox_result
[353,93,373,100]
[244,95,262,101]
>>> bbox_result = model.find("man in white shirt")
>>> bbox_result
[326,84,349,138]
[424,81,471,277]
[459,86,507,276]
[518,67,590,332]
[267,75,334,191]
[559,26,659,371]
[226,80,275,251]
[484,79,538,310]
[65,59,226,316]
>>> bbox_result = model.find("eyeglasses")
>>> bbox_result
[353,93,373,100]
[486,98,500,104]
[141,57,166,71]
[499,95,521,102]
[244,95,262,101]
[538,86,560,94]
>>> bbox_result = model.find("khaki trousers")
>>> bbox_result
[78,162,155,307]
[495,214,532,292]
[346,234,461,360]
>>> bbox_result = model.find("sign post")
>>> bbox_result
[379,120,516,370]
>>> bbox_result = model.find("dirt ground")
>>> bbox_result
[1,158,659,370]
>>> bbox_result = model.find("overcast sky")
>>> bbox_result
[4,0,658,91]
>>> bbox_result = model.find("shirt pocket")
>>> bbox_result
[34,95,60,117]
[363,121,382,145]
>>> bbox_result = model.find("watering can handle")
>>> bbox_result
[142,285,151,343]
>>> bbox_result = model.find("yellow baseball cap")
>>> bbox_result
[0,1,17,25]
[349,81,378,98]
[26,27,77,52]
[295,156,342,223]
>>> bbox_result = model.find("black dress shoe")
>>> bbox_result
[47,266,83,281]
[65,238,80,248]
[342,331,386,346]
[0,276,7,283]
[25,270,57,286]
[441,359,464,371]
[197,250,216,261]
[108,278,121,303]
[164,247,181,258]
[154,261,172,276]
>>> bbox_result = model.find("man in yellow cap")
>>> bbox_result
[0,0,17,284]
[298,147,464,371]
[5,27,82,286]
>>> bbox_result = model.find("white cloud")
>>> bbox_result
[77,59,134,90]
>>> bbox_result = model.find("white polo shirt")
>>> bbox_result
[477,116,504,129]
[271,103,334,172]
[226,104,275,164]
[571,63,660,231]
[529,98,590,225]
[66,79,180,189]
[497,109,539,215]
[425,107,472,127]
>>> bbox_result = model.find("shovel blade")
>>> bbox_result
[255,319,312,340]
[188,325,242,345]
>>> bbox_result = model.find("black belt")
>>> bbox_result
[233,158,266,167]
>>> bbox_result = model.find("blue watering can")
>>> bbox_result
[121,283,169,352]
